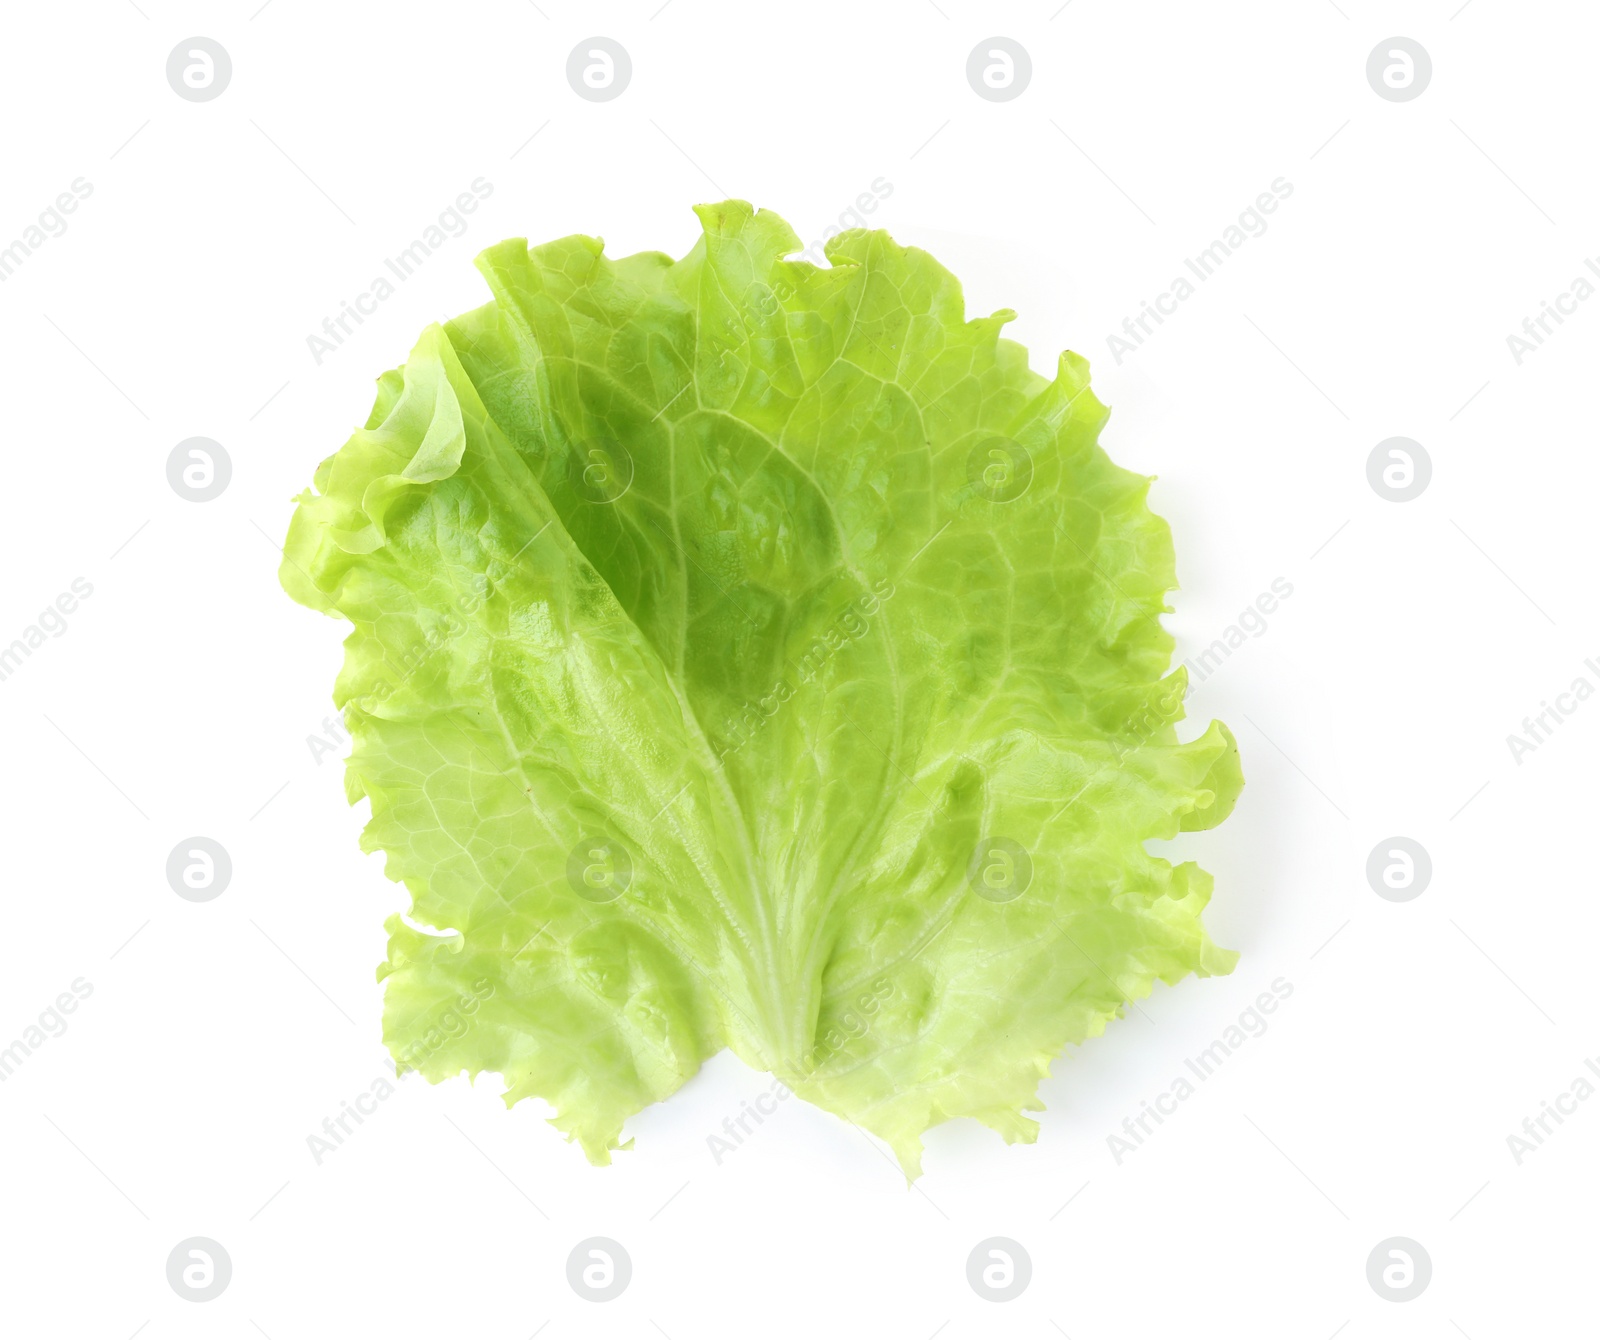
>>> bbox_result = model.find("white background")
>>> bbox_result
[1,1,1594,1336]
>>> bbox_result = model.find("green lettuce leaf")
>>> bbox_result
[281,201,1242,1175]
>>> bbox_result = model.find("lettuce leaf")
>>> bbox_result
[281,201,1242,1175]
